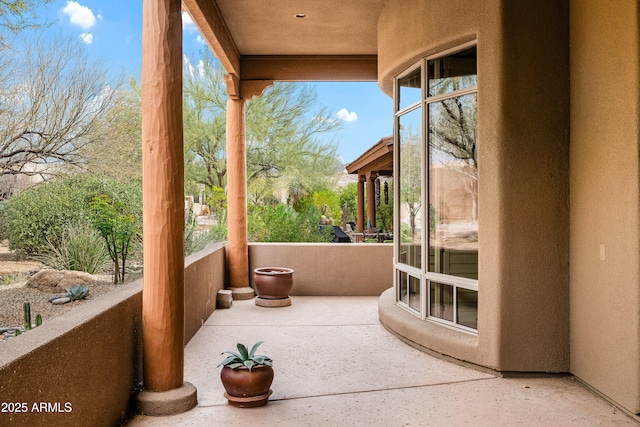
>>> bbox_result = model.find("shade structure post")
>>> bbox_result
[366,173,377,230]
[136,0,196,416]
[226,98,254,300]
[357,175,365,233]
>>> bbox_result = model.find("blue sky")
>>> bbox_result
[33,1,393,164]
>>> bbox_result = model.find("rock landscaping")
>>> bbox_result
[0,247,123,343]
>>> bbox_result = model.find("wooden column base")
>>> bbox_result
[135,382,197,416]
[231,286,255,300]
[255,296,291,307]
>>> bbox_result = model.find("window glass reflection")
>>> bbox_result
[399,107,422,269]
[428,46,477,97]
[398,67,421,111]
[457,288,478,329]
[428,93,478,279]
[430,281,453,321]
[398,271,408,304]
[409,275,420,312]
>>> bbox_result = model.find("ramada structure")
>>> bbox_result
[1,1,639,425]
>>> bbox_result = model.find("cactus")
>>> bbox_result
[65,284,89,301]
[15,329,21,336]
[23,302,31,330]
[35,314,42,327]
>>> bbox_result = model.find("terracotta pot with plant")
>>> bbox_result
[218,341,274,408]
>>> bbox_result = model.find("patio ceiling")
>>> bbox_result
[182,0,384,95]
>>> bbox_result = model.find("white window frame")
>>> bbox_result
[393,41,478,333]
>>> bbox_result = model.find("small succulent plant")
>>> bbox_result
[65,284,89,301]
[219,341,272,371]
[22,302,42,331]
[23,302,31,330]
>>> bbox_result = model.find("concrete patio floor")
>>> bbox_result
[128,296,638,426]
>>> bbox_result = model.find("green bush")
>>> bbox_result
[39,223,110,274]
[339,183,358,225]
[0,200,8,241]
[3,174,142,254]
[185,208,214,256]
[248,204,332,242]
[209,222,228,243]
[89,190,142,284]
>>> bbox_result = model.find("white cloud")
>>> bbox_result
[336,108,358,122]
[79,32,93,44]
[197,59,205,77]
[182,12,196,32]
[62,1,97,31]
[195,35,206,45]
[183,54,195,77]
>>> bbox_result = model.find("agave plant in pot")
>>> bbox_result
[218,341,274,408]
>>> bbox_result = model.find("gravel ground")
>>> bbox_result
[0,242,142,344]
[0,280,121,329]
[0,244,132,339]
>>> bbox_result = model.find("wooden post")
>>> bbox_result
[136,0,197,415]
[141,0,185,392]
[357,175,365,233]
[226,98,254,299]
[366,173,377,230]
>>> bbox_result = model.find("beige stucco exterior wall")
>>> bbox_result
[249,243,393,296]
[378,0,570,373]
[184,242,227,343]
[0,244,227,426]
[570,0,640,414]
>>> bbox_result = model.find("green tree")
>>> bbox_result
[309,188,340,224]
[400,130,421,238]
[339,182,358,225]
[80,79,142,180]
[204,185,227,223]
[0,0,53,47]
[90,193,141,284]
[183,53,229,190]
[245,82,343,192]
[182,52,343,204]
[376,181,393,232]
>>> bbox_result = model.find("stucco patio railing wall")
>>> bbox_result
[0,242,392,426]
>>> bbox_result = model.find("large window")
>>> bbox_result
[394,45,478,332]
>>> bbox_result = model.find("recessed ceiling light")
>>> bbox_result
[294,13,307,19]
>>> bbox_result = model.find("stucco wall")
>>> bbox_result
[0,282,143,427]
[0,244,226,426]
[377,0,570,373]
[570,0,640,414]
[184,242,227,342]
[248,243,393,296]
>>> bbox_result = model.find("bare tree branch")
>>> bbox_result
[0,32,123,178]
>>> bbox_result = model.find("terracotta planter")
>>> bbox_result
[253,267,294,307]
[220,365,274,408]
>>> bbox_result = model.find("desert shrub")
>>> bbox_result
[39,223,110,273]
[248,204,332,242]
[185,208,215,256]
[209,222,228,243]
[376,203,393,232]
[3,174,142,254]
[339,183,357,225]
[3,178,88,252]
[89,188,142,284]
[0,200,8,241]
